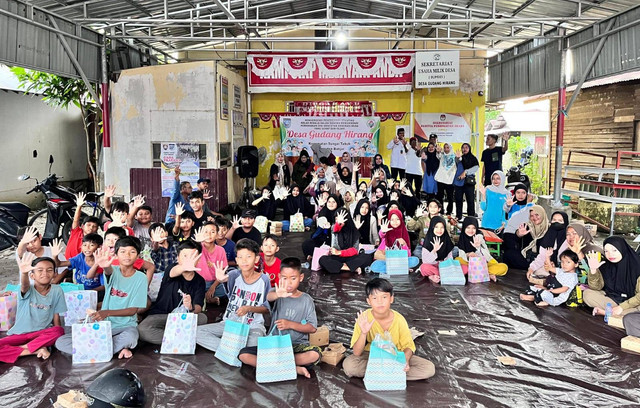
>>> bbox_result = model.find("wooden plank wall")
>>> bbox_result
[547,79,640,193]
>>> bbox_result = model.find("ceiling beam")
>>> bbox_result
[211,0,270,49]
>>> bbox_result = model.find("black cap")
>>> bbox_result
[241,209,257,218]
[197,177,210,184]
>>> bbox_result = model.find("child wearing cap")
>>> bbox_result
[226,209,262,245]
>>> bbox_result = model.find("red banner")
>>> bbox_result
[248,52,414,93]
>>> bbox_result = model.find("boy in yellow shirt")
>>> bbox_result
[343,278,435,381]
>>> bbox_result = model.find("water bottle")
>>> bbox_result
[604,303,612,323]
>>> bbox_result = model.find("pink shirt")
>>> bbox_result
[196,243,229,282]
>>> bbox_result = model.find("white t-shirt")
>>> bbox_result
[406,149,423,175]
[387,139,408,169]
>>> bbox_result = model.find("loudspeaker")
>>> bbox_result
[237,146,259,178]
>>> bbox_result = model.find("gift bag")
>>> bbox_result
[63,291,98,325]
[215,317,250,367]
[364,333,407,391]
[160,312,198,354]
[0,292,17,331]
[439,259,466,285]
[148,272,164,302]
[289,212,305,233]
[256,326,297,383]
[359,244,376,254]
[311,245,331,271]
[72,319,113,364]
[468,256,490,283]
[254,216,269,234]
[59,282,84,293]
[385,249,409,276]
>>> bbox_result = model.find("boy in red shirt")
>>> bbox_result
[260,234,281,287]
[65,193,100,260]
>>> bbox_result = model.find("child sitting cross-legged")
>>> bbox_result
[196,238,270,352]
[15,226,66,284]
[238,257,322,378]
[0,254,66,363]
[520,249,579,307]
[456,217,508,281]
[343,278,435,381]
[419,216,456,283]
[55,237,149,359]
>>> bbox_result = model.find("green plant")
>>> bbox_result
[485,109,502,121]
[10,66,101,190]
[507,136,547,196]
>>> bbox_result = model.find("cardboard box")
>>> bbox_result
[271,221,283,228]
[54,390,89,408]
[608,315,625,330]
[269,226,282,236]
[621,336,640,353]
[321,343,346,366]
[309,325,330,347]
[583,223,597,237]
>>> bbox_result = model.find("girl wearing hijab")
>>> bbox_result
[353,199,378,246]
[503,205,549,270]
[478,170,509,231]
[370,208,419,273]
[369,153,391,180]
[252,186,279,220]
[504,183,533,219]
[282,184,313,232]
[435,143,457,215]
[419,216,455,283]
[292,149,314,191]
[526,211,569,278]
[370,185,389,212]
[268,152,291,189]
[421,143,439,199]
[318,208,373,274]
[454,143,480,219]
[585,236,640,318]
[456,216,508,280]
[302,194,340,262]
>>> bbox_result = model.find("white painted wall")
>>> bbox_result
[0,89,87,206]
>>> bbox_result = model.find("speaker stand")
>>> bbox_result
[239,177,254,209]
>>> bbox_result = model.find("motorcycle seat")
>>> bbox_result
[0,202,31,214]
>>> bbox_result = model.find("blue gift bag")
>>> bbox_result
[439,259,466,285]
[256,326,297,383]
[364,335,407,391]
[160,313,198,355]
[385,249,409,276]
[215,317,250,367]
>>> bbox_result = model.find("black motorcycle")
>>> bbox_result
[506,147,533,193]
[0,155,104,250]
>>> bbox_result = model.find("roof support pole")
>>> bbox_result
[553,33,566,204]
[101,41,110,148]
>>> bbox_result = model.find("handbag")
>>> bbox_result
[63,290,98,325]
[464,174,476,186]
[439,259,466,285]
[384,241,409,276]
[256,326,297,383]
[0,292,17,331]
[363,333,407,391]
[311,245,331,271]
[467,256,490,283]
[160,312,198,355]
[72,317,113,364]
[289,212,305,233]
[215,316,250,367]
[254,216,269,234]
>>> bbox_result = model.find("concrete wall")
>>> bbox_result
[0,89,87,206]
[106,61,246,202]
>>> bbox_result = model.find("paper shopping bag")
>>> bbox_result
[256,326,297,383]
[468,256,490,283]
[254,216,269,234]
[63,291,98,325]
[59,282,84,293]
[311,245,331,271]
[148,272,164,302]
[289,212,305,233]
[385,249,409,276]
[215,317,250,367]
[72,320,113,364]
[364,334,407,391]
[439,259,466,285]
[160,312,198,354]
[0,292,17,331]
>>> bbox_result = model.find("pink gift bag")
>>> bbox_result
[311,245,331,271]
[0,292,17,331]
[468,256,490,283]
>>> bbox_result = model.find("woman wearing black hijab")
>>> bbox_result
[292,149,314,191]
[454,142,479,218]
[421,143,439,200]
[353,199,378,245]
[302,194,339,261]
[370,153,392,179]
[318,208,373,274]
[584,236,640,318]
[282,184,313,231]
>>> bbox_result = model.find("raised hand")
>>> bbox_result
[506,195,515,207]
[335,210,348,226]
[18,252,36,274]
[371,169,380,180]
[132,194,145,208]
[182,250,202,272]
[282,187,291,199]
[110,210,126,227]
[415,203,427,218]
[517,223,530,237]
[262,190,271,199]
[193,227,207,243]
[202,189,212,200]
[94,247,116,268]
[472,234,483,249]
[570,236,586,255]
[231,215,241,229]
[454,149,462,158]
[75,192,86,208]
[586,251,604,274]
[478,183,486,196]
[402,187,412,196]
[174,166,181,177]
[49,238,63,260]
[353,215,364,230]
[317,195,327,208]
[172,203,185,218]
[379,219,392,234]
[19,226,39,245]
[213,260,228,282]
[274,282,293,298]
[310,171,318,184]
[353,162,361,173]
[368,162,374,170]
[399,178,407,191]
[150,227,166,243]
[104,185,116,198]
[356,310,375,334]
[355,190,365,201]
[431,237,442,254]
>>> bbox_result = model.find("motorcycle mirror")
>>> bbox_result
[49,155,54,164]
[18,174,30,181]
[33,150,38,158]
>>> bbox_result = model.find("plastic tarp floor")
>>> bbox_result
[1,233,639,407]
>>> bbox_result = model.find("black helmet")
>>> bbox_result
[86,368,146,407]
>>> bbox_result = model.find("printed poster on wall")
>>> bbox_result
[233,85,242,109]
[220,76,229,120]
[280,116,380,158]
[414,113,471,143]
[160,143,200,197]
[415,50,460,88]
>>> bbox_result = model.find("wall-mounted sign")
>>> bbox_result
[220,76,229,120]
[160,143,200,197]
[415,51,460,88]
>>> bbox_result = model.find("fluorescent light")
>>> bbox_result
[334,31,348,47]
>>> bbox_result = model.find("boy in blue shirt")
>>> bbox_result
[56,233,104,292]
[56,237,148,359]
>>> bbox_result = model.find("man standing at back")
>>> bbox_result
[387,128,408,180]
